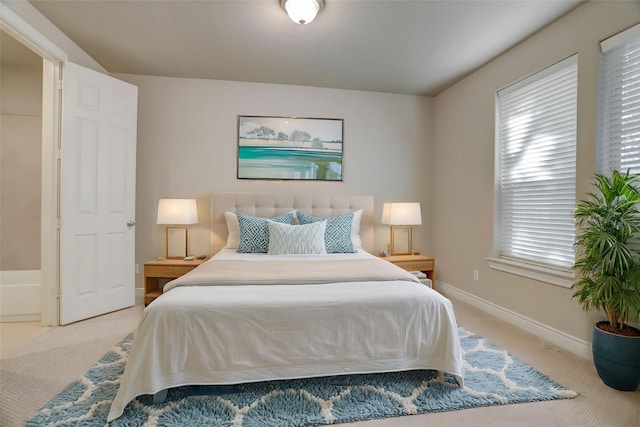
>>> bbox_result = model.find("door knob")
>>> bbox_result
[127,220,136,227]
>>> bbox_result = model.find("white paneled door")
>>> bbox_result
[59,62,138,325]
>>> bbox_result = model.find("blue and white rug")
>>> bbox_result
[26,327,577,426]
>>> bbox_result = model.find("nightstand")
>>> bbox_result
[144,258,207,305]
[379,254,435,289]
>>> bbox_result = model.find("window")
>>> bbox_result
[492,55,578,287]
[597,24,640,175]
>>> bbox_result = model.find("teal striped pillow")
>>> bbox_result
[267,220,327,255]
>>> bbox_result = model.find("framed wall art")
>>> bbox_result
[237,115,344,181]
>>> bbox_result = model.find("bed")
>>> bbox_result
[107,193,463,422]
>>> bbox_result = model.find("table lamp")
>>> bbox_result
[381,202,422,255]
[157,199,198,259]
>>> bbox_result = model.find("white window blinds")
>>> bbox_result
[596,24,640,174]
[496,55,577,270]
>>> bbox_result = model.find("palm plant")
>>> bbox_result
[573,170,640,333]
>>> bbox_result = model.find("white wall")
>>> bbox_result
[114,74,434,287]
[432,1,640,346]
[0,64,42,270]
[1,0,106,73]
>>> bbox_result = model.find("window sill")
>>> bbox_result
[487,257,574,288]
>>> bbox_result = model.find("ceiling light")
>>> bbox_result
[281,0,324,25]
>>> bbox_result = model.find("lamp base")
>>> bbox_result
[389,225,413,256]
[165,225,190,259]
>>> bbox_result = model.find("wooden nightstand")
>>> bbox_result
[144,258,207,305]
[379,254,435,289]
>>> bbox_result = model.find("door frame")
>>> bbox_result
[1,3,67,326]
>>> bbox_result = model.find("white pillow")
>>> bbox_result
[267,220,327,255]
[224,211,241,249]
[351,209,363,248]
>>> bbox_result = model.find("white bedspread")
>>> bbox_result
[164,252,422,290]
[107,250,463,422]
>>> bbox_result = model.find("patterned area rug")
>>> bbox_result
[26,328,577,426]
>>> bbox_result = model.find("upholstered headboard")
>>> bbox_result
[211,193,374,255]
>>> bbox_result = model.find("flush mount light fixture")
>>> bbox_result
[281,0,324,25]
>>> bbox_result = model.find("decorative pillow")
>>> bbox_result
[237,212,295,253]
[267,220,327,255]
[224,211,242,249]
[296,211,356,253]
[225,211,297,249]
[351,209,363,248]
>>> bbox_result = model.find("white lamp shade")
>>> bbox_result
[281,0,323,25]
[157,199,198,225]
[381,202,422,226]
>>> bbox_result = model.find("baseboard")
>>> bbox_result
[0,313,40,322]
[0,273,41,322]
[437,281,592,361]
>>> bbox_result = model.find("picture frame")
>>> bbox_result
[237,115,344,181]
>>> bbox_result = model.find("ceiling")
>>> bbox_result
[6,0,584,96]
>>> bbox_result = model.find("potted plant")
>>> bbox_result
[573,170,640,391]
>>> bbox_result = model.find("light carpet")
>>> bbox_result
[25,327,577,426]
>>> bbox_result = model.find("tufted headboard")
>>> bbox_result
[211,193,374,255]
